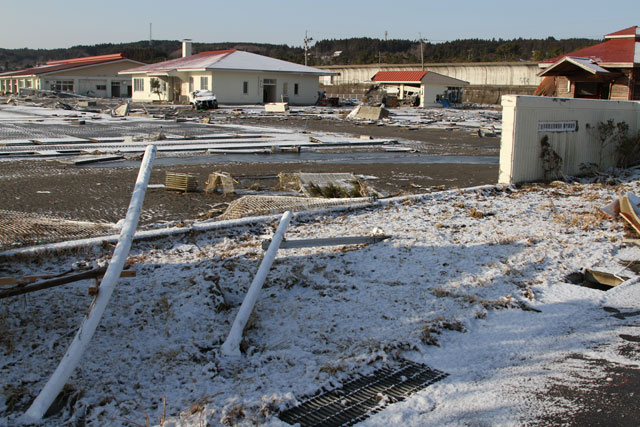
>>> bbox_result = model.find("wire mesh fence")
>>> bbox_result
[219,195,373,220]
[0,210,116,251]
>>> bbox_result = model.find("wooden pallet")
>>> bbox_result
[165,172,197,192]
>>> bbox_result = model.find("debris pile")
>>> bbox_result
[205,172,235,194]
[564,192,640,291]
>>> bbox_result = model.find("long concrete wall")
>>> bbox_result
[499,95,640,184]
[319,62,542,87]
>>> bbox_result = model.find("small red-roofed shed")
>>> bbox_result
[371,70,468,107]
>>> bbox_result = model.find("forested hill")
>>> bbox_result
[0,37,598,71]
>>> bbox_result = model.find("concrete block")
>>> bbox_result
[265,102,290,113]
[347,105,389,120]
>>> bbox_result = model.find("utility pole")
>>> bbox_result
[304,30,313,66]
[149,23,152,46]
[419,33,424,71]
[384,30,388,41]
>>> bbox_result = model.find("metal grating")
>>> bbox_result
[278,360,448,427]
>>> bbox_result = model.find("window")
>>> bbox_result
[243,81,248,94]
[294,83,299,95]
[134,78,144,92]
[96,84,106,91]
[25,80,32,88]
[263,78,276,85]
[189,76,194,92]
[200,76,208,90]
[282,82,288,95]
[574,82,608,99]
[51,80,74,92]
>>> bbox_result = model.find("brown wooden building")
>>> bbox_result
[536,26,640,100]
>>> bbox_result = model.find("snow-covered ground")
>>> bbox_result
[2,173,640,425]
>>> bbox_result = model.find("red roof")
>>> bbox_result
[541,38,637,65]
[541,26,639,66]
[372,71,428,82]
[45,53,125,65]
[0,53,138,77]
[119,49,237,74]
[605,25,640,39]
[194,49,236,56]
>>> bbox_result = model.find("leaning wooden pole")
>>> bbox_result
[24,145,157,421]
[220,211,292,357]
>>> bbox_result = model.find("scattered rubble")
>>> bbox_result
[205,172,236,194]
[112,102,130,117]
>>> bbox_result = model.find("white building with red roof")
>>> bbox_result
[0,54,145,98]
[119,40,336,105]
[371,70,468,107]
[536,26,640,100]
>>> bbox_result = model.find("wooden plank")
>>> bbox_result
[0,269,136,294]
[622,238,640,246]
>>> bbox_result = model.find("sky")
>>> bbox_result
[1,0,638,49]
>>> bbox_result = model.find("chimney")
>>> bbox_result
[182,39,192,57]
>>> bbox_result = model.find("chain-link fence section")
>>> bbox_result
[219,195,373,220]
[0,210,116,251]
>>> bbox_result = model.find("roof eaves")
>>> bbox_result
[605,26,640,39]
[208,67,335,76]
[597,62,635,68]
[34,58,143,77]
[175,68,208,72]
[538,56,617,77]
[119,70,151,75]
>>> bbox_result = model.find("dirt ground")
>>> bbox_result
[224,113,500,156]
[0,116,499,226]
[0,159,497,226]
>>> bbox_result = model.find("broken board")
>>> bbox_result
[619,193,640,235]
